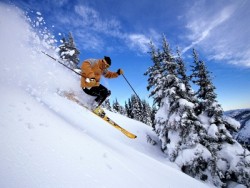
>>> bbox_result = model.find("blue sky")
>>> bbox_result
[3,0,250,110]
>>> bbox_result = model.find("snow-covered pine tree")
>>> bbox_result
[112,99,125,115]
[151,105,157,129]
[176,48,196,103]
[190,49,234,142]
[102,99,112,111]
[130,94,143,122]
[125,100,133,118]
[147,36,201,161]
[189,49,250,187]
[112,99,121,113]
[160,47,224,185]
[141,99,153,126]
[152,37,200,157]
[124,95,153,126]
[144,40,164,107]
[190,49,218,115]
[57,32,80,69]
[145,37,250,187]
[120,106,126,116]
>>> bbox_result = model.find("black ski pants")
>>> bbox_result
[82,84,111,106]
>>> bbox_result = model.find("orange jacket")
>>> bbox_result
[81,59,118,88]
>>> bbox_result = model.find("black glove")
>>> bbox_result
[117,69,124,75]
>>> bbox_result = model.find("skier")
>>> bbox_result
[81,56,123,112]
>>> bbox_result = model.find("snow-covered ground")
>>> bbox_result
[0,2,212,188]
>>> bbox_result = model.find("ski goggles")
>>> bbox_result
[104,61,110,68]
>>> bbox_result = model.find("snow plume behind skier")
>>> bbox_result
[81,56,124,111]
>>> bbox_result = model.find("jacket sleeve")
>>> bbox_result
[103,70,119,78]
[81,61,95,78]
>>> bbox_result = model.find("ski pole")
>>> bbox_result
[121,74,141,102]
[41,51,83,77]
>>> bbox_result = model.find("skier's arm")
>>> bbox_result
[103,69,124,78]
[103,70,118,78]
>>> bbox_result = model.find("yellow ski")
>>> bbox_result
[60,91,137,139]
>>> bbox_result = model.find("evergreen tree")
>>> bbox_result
[58,32,80,69]
[190,49,234,141]
[190,49,223,119]
[124,95,153,126]
[144,40,164,107]
[119,105,126,116]
[130,95,143,122]
[189,50,250,186]
[146,39,250,187]
[102,99,112,111]
[125,100,132,118]
[152,36,199,157]
[141,100,153,126]
[151,105,157,129]
[176,48,195,103]
[112,99,121,113]
[112,99,125,115]
[147,36,197,155]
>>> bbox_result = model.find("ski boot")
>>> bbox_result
[92,106,106,118]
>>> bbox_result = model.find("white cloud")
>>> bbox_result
[53,4,160,54]
[51,4,123,52]
[182,3,236,53]
[74,5,99,24]
[74,5,122,37]
[181,0,250,67]
[125,29,162,54]
[64,4,159,54]
[74,31,104,52]
[54,0,68,7]
[127,34,151,53]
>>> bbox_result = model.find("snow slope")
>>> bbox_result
[0,2,211,188]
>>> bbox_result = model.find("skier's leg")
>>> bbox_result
[82,85,111,107]
[82,87,98,97]
[95,85,111,106]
